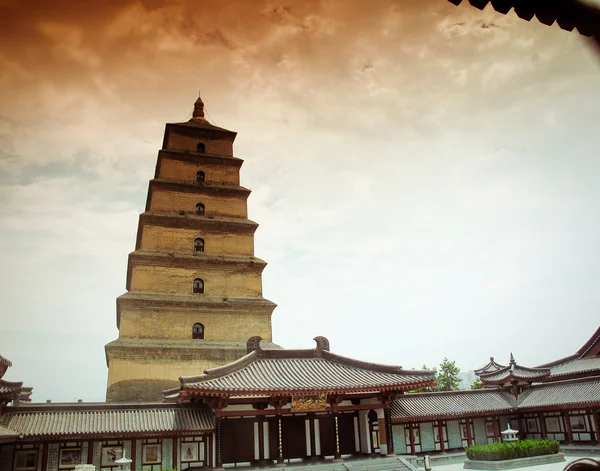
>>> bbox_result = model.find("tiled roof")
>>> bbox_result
[173,337,435,398]
[0,424,18,437]
[535,328,600,381]
[390,390,516,422]
[547,357,600,379]
[0,354,12,380]
[479,354,550,385]
[0,380,32,404]
[474,357,505,375]
[517,377,600,410]
[170,118,236,136]
[447,0,600,40]
[0,355,11,369]
[0,405,214,438]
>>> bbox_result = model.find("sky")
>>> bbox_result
[0,0,599,403]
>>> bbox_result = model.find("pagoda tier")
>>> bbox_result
[105,97,277,403]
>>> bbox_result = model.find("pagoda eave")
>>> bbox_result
[137,212,259,239]
[148,179,251,199]
[156,149,244,170]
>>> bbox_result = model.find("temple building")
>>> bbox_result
[0,99,599,471]
[105,97,278,403]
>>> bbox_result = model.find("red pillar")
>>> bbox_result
[41,444,48,471]
[466,419,473,447]
[590,409,600,446]
[539,413,548,439]
[408,423,416,455]
[492,417,500,442]
[87,441,94,464]
[438,422,446,452]
[384,408,395,456]
[563,412,573,444]
[131,439,136,471]
[171,437,177,469]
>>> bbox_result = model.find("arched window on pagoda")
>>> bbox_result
[194,237,205,253]
[197,143,206,153]
[196,170,205,184]
[195,203,205,216]
[192,323,205,339]
[193,278,204,294]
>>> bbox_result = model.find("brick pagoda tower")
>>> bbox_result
[105,97,277,402]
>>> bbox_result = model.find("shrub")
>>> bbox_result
[466,440,560,461]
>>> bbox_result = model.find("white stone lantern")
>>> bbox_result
[501,425,519,442]
[115,456,132,471]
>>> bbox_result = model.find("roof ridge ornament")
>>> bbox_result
[246,336,263,354]
[314,336,330,352]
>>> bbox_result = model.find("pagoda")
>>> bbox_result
[105,97,277,402]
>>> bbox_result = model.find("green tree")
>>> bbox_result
[436,357,461,391]
[470,377,484,390]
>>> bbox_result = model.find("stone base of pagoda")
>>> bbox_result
[105,338,280,403]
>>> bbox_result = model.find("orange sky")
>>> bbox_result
[1,0,600,401]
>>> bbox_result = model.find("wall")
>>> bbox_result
[139,225,255,256]
[165,132,233,156]
[159,158,240,186]
[447,420,462,449]
[118,307,273,341]
[149,190,247,218]
[129,265,263,297]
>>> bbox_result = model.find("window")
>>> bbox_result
[196,170,205,184]
[197,143,205,153]
[195,203,205,216]
[194,237,205,253]
[192,323,204,339]
[193,278,204,294]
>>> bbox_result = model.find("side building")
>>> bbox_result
[105,97,277,402]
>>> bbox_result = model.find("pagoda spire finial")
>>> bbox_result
[193,93,205,119]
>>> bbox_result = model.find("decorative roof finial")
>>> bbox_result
[509,352,515,364]
[193,93,205,119]
[490,356,494,361]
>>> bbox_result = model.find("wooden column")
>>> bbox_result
[563,412,573,444]
[466,419,473,447]
[257,416,265,462]
[438,422,446,451]
[408,423,416,455]
[207,435,212,468]
[539,413,548,439]
[171,437,177,470]
[41,444,48,471]
[215,417,223,468]
[131,439,137,471]
[355,412,362,455]
[384,408,394,455]
[277,416,284,464]
[87,441,94,464]
[590,409,600,446]
[208,397,228,469]
[328,395,343,460]
[492,417,500,442]
[518,418,526,441]
[333,412,341,460]
[308,413,316,459]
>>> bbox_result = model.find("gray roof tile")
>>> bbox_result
[391,390,516,421]
[518,378,600,410]
[1,405,214,438]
